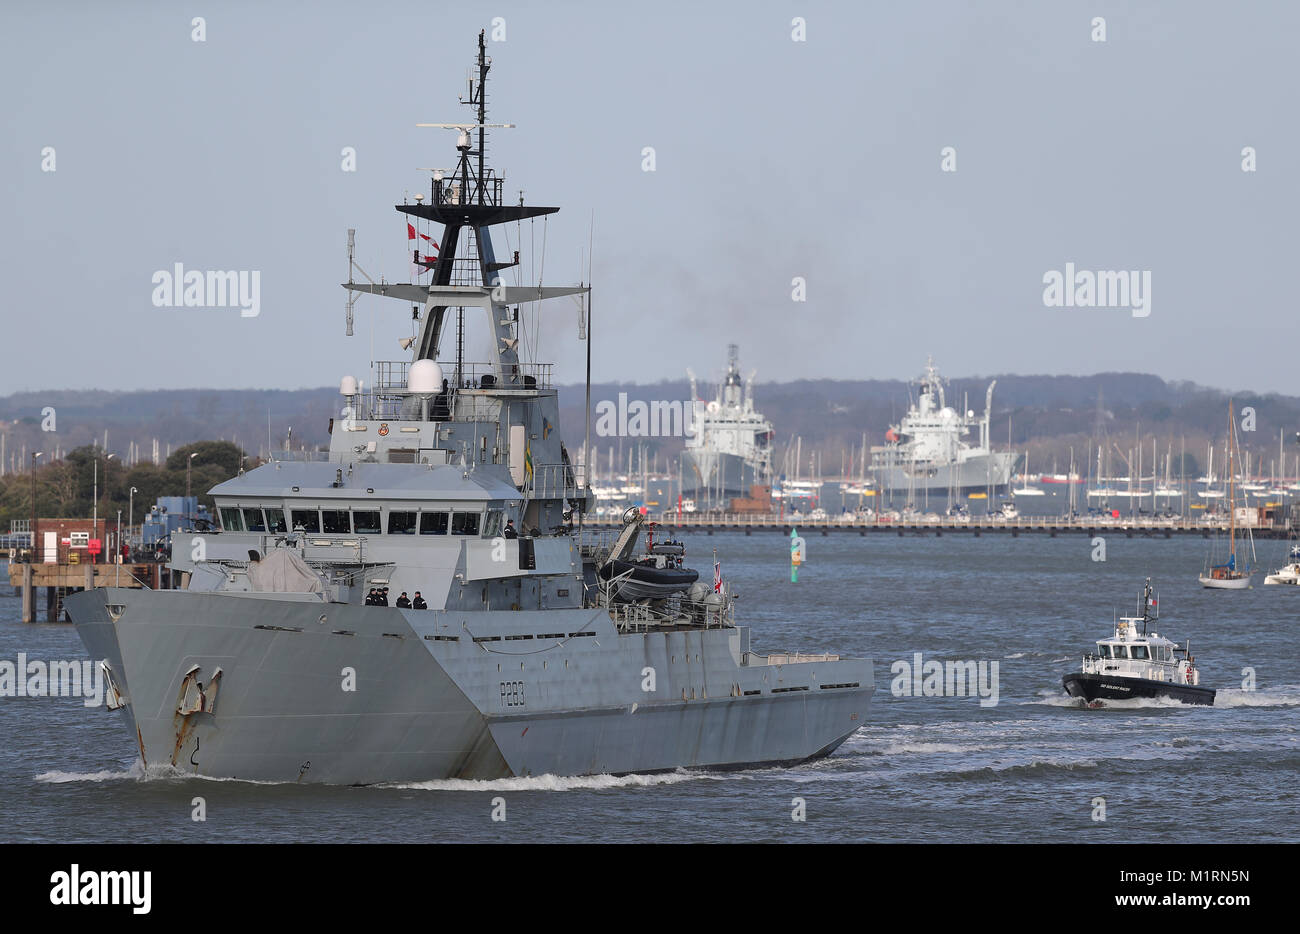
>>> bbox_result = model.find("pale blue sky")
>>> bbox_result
[2,0,1296,395]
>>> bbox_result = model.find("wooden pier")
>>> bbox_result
[6,559,165,623]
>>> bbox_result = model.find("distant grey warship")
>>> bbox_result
[64,33,873,784]
[871,356,1017,499]
[682,344,774,502]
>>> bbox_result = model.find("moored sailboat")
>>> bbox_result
[1199,402,1255,589]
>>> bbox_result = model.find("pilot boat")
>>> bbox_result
[1063,579,1214,706]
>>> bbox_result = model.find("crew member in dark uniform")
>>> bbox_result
[503,519,518,539]
[395,592,412,609]
[412,591,427,610]
[379,587,390,606]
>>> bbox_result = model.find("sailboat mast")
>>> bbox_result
[1228,401,1236,558]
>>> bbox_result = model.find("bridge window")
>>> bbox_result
[353,510,382,534]
[388,511,418,535]
[484,510,503,538]
[265,508,287,533]
[1131,645,1149,660]
[1096,644,1111,658]
[291,509,320,533]
[420,511,449,535]
[1112,645,1128,659]
[451,511,481,536]
[242,508,267,532]
[321,510,351,534]
[219,507,244,532]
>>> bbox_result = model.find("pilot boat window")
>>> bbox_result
[265,508,287,533]
[353,510,382,534]
[1112,645,1129,659]
[451,511,481,536]
[1130,645,1150,660]
[388,511,418,535]
[484,510,503,538]
[291,509,320,533]
[1096,644,1111,658]
[219,507,244,532]
[322,510,351,534]
[420,511,449,535]
[243,508,267,532]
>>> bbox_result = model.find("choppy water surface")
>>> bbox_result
[2,533,1296,843]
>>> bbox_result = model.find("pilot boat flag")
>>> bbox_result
[713,552,722,593]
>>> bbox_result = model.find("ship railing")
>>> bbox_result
[1080,655,1154,677]
[372,360,552,393]
[432,171,504,209]
[358,389,502,423]
[268,449,331,463]
[759,652,842,665]
[603,586,734,632]
[524,463,586,500]
[577,528,619,565]
[456,362,553,392]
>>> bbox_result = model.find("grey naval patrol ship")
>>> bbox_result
[64,33,873,785]
[871,356,1017,499]
[682,344,774,502]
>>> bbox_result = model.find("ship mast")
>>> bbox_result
[343,31,588,383]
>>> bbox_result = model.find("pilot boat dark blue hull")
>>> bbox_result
[1063,672,1215,706]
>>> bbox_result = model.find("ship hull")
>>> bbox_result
[1264,567,1300,585]
[1063,672,1215,706]
[1199,573,1253,590]
[682,450,769,501]
[64,587,872,784]
[871,450,1018,495]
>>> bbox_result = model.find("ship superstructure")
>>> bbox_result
[871,356,1017,500]
[682,345,774,502]
[63,35,872,784]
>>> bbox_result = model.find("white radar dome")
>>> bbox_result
[339,375,358,396]
[407,359,443,394]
